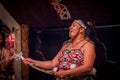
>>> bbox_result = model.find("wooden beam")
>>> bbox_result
[21,24,29,80]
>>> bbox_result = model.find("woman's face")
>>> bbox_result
[69,22,81,39]
[0,34,3,45]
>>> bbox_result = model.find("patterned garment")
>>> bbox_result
[58,49,84,70]
[56,41,95,80]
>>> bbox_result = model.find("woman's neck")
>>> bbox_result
[71,35,86,48]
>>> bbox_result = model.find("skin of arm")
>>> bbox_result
[55,42,96,78]
[23,44,66,70]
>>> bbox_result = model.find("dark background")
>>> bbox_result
[0,0,120,28]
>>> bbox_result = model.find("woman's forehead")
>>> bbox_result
[72,22,81,27]
[73,20,87,29]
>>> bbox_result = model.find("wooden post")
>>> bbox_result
[21,24,29,80]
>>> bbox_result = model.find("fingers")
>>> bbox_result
[54,71,59,78]
[54,70,64,78]
[22,58,32,65]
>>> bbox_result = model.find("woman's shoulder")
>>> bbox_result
[80,39,95,49]
[62,39,72,46]
[86,38,95,45]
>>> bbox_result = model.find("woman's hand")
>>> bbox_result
[55,70,69,78]
[22,58,33,65]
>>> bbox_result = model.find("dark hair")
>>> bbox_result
[82,20,95,37]
[0,31,6,47]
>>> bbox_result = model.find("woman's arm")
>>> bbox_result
[23,59,56,69]
[23,44,66,70]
